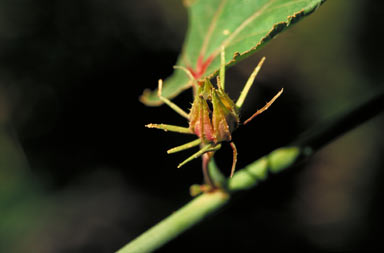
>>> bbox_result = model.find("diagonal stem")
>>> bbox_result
[119,86,384,253]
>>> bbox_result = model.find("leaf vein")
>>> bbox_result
[199,0,228,58]
[216,0,276,55]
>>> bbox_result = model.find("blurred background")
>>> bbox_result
[1,0,383,252]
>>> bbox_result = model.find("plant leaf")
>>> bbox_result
[140,0,326,106]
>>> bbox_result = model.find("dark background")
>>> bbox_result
[1,0,384,252]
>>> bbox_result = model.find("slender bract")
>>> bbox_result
[220,46,226,90]
[236,57,266,109]
[145,123,192,134]
[167,139,201,154]
[157,79,189,119]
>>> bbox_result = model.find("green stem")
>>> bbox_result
[118,87,384,252]
[228,146,301,192]
[116,190,229,253]
[117,146,301,253]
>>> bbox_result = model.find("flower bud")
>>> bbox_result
[189,79,239,144]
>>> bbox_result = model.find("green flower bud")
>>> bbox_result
[189,79,239,144]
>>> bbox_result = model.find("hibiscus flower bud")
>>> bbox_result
[189,79,239,144]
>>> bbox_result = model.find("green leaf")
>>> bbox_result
[140,0,326,106]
